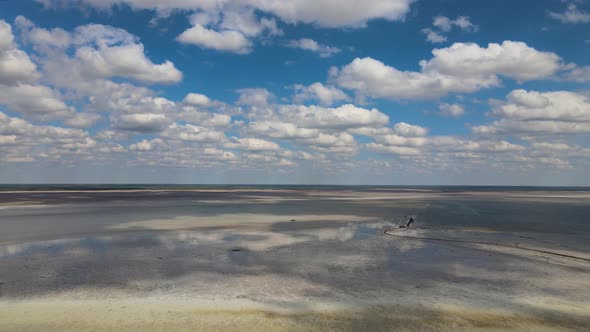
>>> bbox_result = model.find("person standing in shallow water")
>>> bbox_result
[406,217,415,229]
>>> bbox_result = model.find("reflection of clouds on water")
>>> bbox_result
[110,213,376,230]
[0,238,85,258]
[0,221,395,259]
[385,229,428,259]
[388,237,426,253]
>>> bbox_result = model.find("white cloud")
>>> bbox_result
[423,16,477,44]
[175,9,282,55]
[562,65,590,83]
[279,104,389,129]
[42,0,413,28]
[292,82,349,105]
[218,9,282,37]
[549,4,590,24]
[303,131,356,145]
[493,90,590,122]
[0,84,74,120]
[246,0,413,27]
[227,137,280,151]
[161,123,226,142]
[278,158,296,166]
[473,120,590,135]
[366,143,421,155]
[392,122,428,137]
[368,135,525,156]
[472,89,590,135]
[14,16,71,50]
[433,15,477,32]
[17,18,182,84]
[531,142,572,151]
[0,20,39,85]
[110,113,172,133]
[438,103,465,117]
[237,88,273,107]
[248,121,319,139]
[176,108,232,127]
[177,24,252,54]
[75,43,182,84]
[202,148,238,160]
[0,110,99,163]
[37,1,413,57]
[375,135,427,147]
[129,138,164,152]
[298,132,358,155]
[422,41,561,82]
[430,138,525,153]
[421,28,447,43]
[0,20,15,51]
[183,93,211,106]
[334,41,562,99]
[64,112,101,128]
[286,38,341,57]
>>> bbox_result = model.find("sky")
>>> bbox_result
[0,0,589,185]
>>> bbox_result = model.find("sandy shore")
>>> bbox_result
[2,298,588,331]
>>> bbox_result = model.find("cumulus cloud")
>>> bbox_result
[562,65,590,83]
[14,16,71,50]
[494,90,590,122]
[175,8,283,54]
[0,20,39,84]
[549,4,590,24]
[368,135,525,156]
[177,23,253,54]
[17,17,182,84]
[183,93,211,106]
[64,112,101,128]
[375,135,427,147]
[0,110,104,163]
[176,108,232,127]
[0,135,17,145]
[246,0,413,28]
[37,0,413,56]
[422,15,477,43]
[438,103,465,117]
[129,138,164,152]
[279,104,389,129]
[227,137,280,151]
[161,123,226,142]
[299,132,358,155]
[333,41,563,99]
[421,28,447,43]
[4,5,587,177]
[286,38,341,57]
[38,0,413,28]
[472,89,590,135]
[236,88,273,107]
[248,121,319,139]
[0,84,74,120]
[366,143,421,155]
[110,113,172,133]
[432,15,477,32]
[292,82,349,105]
[392,122,428,137]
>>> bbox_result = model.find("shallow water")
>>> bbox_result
[0,188,589,330]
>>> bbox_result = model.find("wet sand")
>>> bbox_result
[0,188,589,331]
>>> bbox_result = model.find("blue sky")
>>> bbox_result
[0,0,589,185]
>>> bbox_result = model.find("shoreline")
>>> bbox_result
[2,297,589,332]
